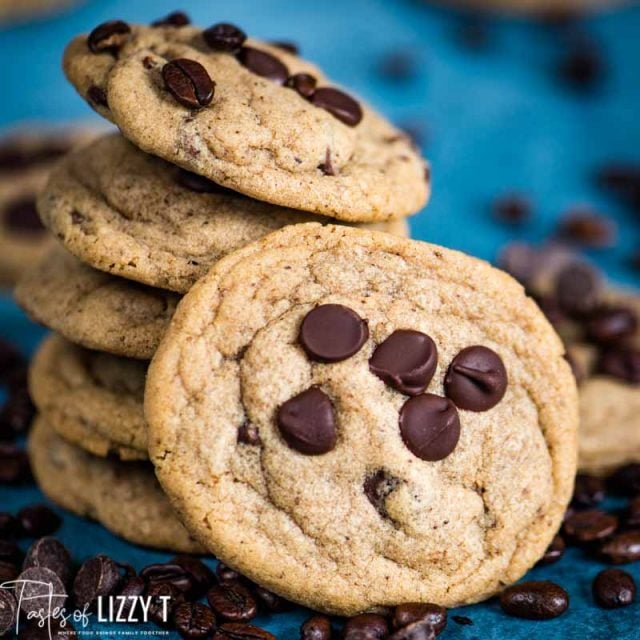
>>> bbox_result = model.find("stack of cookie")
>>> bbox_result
[15,14,427,554]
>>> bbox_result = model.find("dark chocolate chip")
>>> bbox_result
[585,307,638,344]
[18,504,60,536]
[207,582,258,622]
[369,329,438,396]
[563,509,618,543]
[363,469,400,518]
[152,11,190,27]
[593,568,636,608]
[559,210,616,248]
[17,566,67,616]
[299,304,368,363]
[0,589,17,636]
[163,59,215,109]
[19,618,75,640]
[318,147,335,176]
[73,555,123,609]
[175,168,233,194]
[2,196,44,234]
[203,23,247,53]
[493,194,531,224]
[596,163,640,211]
[277,387,337,455]
[625,496,640,528]
[499,581,569,620]
[444,346,507,411]
[572,474,606,508]
[536,534,566,566]
[88,20,131,54]
[555,263,601,317]
[87,85,109,108]
[300,615,332,640]
[237,422,261,446]
[23,537,72,585]
[343,613,389,640]
[597,347,640,383]
[236,47,289,84]
[0,340,24,383]
[147,581,185,627]
[399,394,461,461]
[174,602,217,639]
[213,622,276,640]
[392,603,447,634]
[599,531,640,564]
[285,73,317,98]
[309,87,363,127]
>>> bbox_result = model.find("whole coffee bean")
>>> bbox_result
[203,23,247,52]
[171,556,215,598]
[389,619,436,640]
[499,581,569,620]
[593,568,636,608]
[147,581,186,627]
[88,20,131,54]
[585,307,638,344]
[0,589,17,635]
[162,59,215,109]
[572,474,606,508]
[213,622,276,640]
[216,562,242,584]
[18,504,61,537]
[310,87,363,127]
[174,602,217,639]
[0,445,31,484]
[609,463,640,496]
[23,537,72,585]
[537,534,566,566]
[392,603,447,635]
[301,615,332,640]
[254,586,288,613]
[152,11,190,27]
[343,613,389,639]
[0,540,21,565]
[600,531,640,563]
[237,47,289,85]
[141,562,194,594]
[563,509,618,543]
[598,348,640,384]
[207,582,258,621]
[0,387,35,436]
[0,561,19,581]
[0,513,22,538]
[17,567,67,616]
[73,555,123,609]
[285,73,317,99]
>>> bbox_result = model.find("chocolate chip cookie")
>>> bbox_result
[39,133,409,293]
[30,333,148,460]
[63,21,428,222]
[15,246,179,359]
[146,224,577,615]
[28,415,202,552]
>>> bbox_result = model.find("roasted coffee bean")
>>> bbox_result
[171,556,215,597]
[23,537,72,585]
[163,59,215,109]
[0,444,31,484]
[207,581,258,622]
[399,394,460,461]
[593,568,636,608]
[174,602,217,639]
[73,555,123,609]
[147,581,186,627]
[608,463,640,495]
[363,469,400,518]
[203,23,247,52]
[88,20,131,54]
[389,619,435,640]
[299,304,368,363]
[213,622,276,640]
[238,422,261,446]
[493,194,531,224]
[88,85,108,108]
[216,562,242,584]
[0,387,35,436]
[559,211,615,248]
[392,603,447,635]
[0,512,22,538]
[599,531,640,564]
[370,330,438,396]
[0,588,17,635]
[310,87,363,126]
[300,615,332,640]
[18,504,61,536]
[343,613,389,640]
[237,47,289,85]
[285,73,317,98]
[572,474,606,508]
[499,581,569,620]
[597,348,640,383]
[563,509,618,543]
[152,11,190,27]
[585,307,638,344]
[555,263,601,316]
[141,562,194,593]
[253,586,288,613]
[18,567,67,615]
[537,534,566,566]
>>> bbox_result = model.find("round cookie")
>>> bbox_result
[28,415,203,552]
[15,246,179,360]
[39,133,410,293]
[30,333,148,460]
[63,22,428,222]
[145,223,577,615]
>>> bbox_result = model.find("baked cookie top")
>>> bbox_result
[146,224,578,615]
[63,21,429,222]
[15,246,179,359]
[39,133,409,293]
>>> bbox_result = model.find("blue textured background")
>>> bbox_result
[1,0,640,638]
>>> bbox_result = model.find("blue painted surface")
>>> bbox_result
[1,0,640,637]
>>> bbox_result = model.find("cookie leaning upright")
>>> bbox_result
[145,223,578,615]
[63,19,429,222]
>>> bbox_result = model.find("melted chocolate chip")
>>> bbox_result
[3,196,44,234]
[277,387,337,455]
[162,59,215,109]
[203,23,247,53]
[236,47,289,85]
[88,85,109,108]
[369,329,438,396]
[285,73,317,99]
[310,87,363,127]
[399,394,460,461]
[363,469,400,518]
[444,346,507,411]
[87,20,131,55]
[237,422,261,446]
[176,168,233,194]
[298,304,368,363]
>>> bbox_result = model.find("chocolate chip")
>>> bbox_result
[207,582,258,622]
[73,555,123,609]
[399,394,461,461]
[23,537,72,585]
[585,307,638,344]
[18,504,60,536]
[285,73,317,99]
[213,622,276,640]
[444,346,507,412]
[0,340,24,383]
[299,304,368,363]
[270,41,299,55]
[493,194,531,224]
[203,23,247,53]
[277,387,337,455]
[318,148,335,176]
[88,20,131,54]
[18,567,67,616]
[499,581,569,620]
[363,469,400,518]
[176,168,230,194]
[597,347,640,383]
[0,444,31,484]
[87,85,108,108]
[599,531,640,564]
[343,613,389,640]
[171,555,215,598]
[152,11,190,27]
[2,196,44,234]
[0,589,17,636]
[237,422,261,446]
[593,568,636,608]
[369,330,438,396]
[536,534,566,566]
[141,562,194,594]
[147,581,185,627]
[563,509,618,543]
[572,474,606,508]
[309,87,363,127]
[555,263,601,316]
[392,603,447,635]
[236,47,289,85]
[174,602,217,639]
[559,210,616,248]
[300,615,332,640]
[163,59,215,110]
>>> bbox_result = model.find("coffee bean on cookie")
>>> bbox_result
[88,20,131,54]
[310,88,363,126]
[299,304,368,363]
[500,581,569,620]
[444,346,507,411]
[236,47,289,84]
[593,568,636,608]
[369,329,438,396]
[203,23,247,53]
[277,387,337,455]
[285,73,317,98]
[162,59,215,109]
[399,394,461,461]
